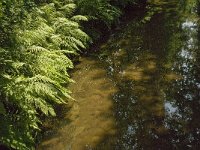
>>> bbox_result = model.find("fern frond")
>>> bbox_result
[60,3,77,16]
[71,15,88,22]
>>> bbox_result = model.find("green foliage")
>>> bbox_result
[0,0,89,149]
[0,0,142,149]
[75,0,144,40]
[76,0,121,27]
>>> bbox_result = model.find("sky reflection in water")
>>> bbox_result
[98,0,200,149]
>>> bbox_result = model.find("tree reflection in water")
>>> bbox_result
[99,0,200,149]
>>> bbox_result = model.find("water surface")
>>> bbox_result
[38,0,200,149]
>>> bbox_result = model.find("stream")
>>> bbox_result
[38,0,200,149]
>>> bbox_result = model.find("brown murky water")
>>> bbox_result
[38,0,200,149]
[38,58,117,150]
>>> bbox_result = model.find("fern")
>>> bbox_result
[0,0,142,149]
[71,15,88,22]
[76,0,121,27]
[0,0,89,149]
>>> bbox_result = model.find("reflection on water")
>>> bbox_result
[38,0,200,149]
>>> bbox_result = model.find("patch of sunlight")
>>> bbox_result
[164,73,183,81]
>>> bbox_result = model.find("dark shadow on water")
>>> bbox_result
[90,0,200,149]
[0,145,11,150]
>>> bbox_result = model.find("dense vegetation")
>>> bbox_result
[0,0,146,149]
